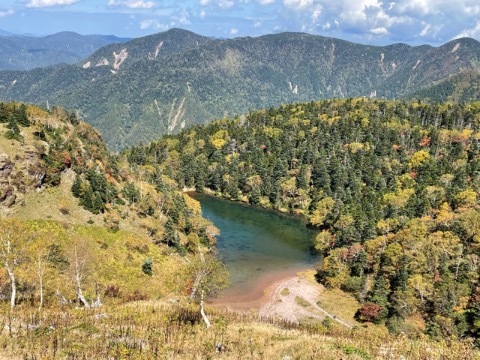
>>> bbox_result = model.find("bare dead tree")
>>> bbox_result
[36,254,46,312]
[72,245,90,308]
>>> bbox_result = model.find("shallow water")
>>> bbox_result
[190,193,319,305]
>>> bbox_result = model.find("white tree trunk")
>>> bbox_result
[5,262,16,309]
[189,272,203,301]
[74,246,90,308]
[76,282,90,308]
[1,238,17,309]
[200,289,211,329]
[37,255,44,312]
[38,275,43,312]
[91,283,102,308]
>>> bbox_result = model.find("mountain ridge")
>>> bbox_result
[0,31,130,71]
[1,28,480,150]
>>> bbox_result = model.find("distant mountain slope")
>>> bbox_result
[406,69,480,102]
[376,37,480,98]
[0,31,129,70]
[0,29,14,36]
[0,29,479,150]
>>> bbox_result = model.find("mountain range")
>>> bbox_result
[0,31,129,71]
[0,28,480,150]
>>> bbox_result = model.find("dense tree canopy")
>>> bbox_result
[127,98,480,340]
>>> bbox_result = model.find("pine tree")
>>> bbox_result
[16,104,30,127]
[71,175,83,198]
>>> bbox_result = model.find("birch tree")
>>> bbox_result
[188,251,229,328]
[0,219,30,309]
[66,238,92,308]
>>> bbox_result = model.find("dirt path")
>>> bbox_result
[258,276,352,328]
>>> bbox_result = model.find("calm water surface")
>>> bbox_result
[190,193,319,304]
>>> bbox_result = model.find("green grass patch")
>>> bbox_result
[342,345,372,359]
[280,288,290,296]
[295,296,310,307]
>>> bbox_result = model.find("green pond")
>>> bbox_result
[190,193,320,304]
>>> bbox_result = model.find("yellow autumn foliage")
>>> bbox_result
[409,150,431,168]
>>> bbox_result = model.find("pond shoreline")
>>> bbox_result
[186,190,312,226]
[210,269,355,328]
[208,267,308,312]
[189,191,320,313]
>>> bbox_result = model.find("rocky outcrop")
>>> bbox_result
[0,148,45,209]
[0,153,15,207]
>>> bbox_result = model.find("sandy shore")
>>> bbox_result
[209,269,353,328]
[208,268,301,312]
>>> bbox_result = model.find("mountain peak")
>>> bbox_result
[2,30,480,150]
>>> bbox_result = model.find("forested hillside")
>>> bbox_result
[408,70,480,103]
[2,100,480,358]
[128,98,480,340]
[0,101,224,308]
[0,32,129,71]
[1,29,480,150]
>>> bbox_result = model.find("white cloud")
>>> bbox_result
[140,19,168,30]
[417,21,442,38]
[26,0,78,8]
[394,0,436,16]
[126,0,155,8]
[419,23,431,37]
[311,8,321,22]
[337,0,383,25]
[283,0,313,9]
[108,0,155,9]
[14,0,480,45]
[199,0,234,9]
[370,26,388,35]
[464,5,480,15]
[229,27,238,34]
[454,20,480,39]
[174,9,191,25]
[307,0,408,40]
[392,0,478,17]
[0,9,15,17]
[218,0,235,9]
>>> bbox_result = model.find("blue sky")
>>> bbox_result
[0,0,479,45]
